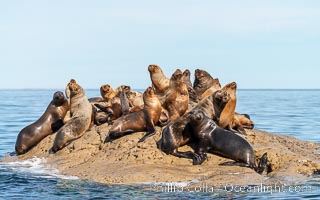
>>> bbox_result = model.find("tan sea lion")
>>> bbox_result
[100,84,116,101]
[162,69,189,121]
[232,113,255,134]
[148,64,170,95]
[219,82,237,132]
[104,86,162,143]
[15,91,69,155]
[50,80,93,153]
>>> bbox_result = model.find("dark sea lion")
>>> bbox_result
[188,109,268,174]
[157,90,230,159]
[162,69,189,121]
[183,69,200,104]
[50,80,93,153]
[148,64,170,95]
[15,91,69,155]
[104,86,162,143]
[219,82,238,132]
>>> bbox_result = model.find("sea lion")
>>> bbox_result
[219,82,238,132]
[104,86,162,143]
[127,91,144,112]
[148,64,170,95]
[233,112,255,131]
[193,69,221,100]
[50,80,93,153]
[100,84,116,101]
[94,84,132,123]
[200,78,221,100]
[188,109,268,174]
[157,89,230,159]
[15,91,69,155]
[162,69,189,121]
[183,69,199,104]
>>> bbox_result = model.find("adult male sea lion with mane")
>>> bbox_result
[15,91,69,155]
[50,79,92,153]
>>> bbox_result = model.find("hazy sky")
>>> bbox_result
[1,1,320,89]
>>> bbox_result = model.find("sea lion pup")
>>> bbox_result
[157,89,230,159]
[104,86,162,143]
[188,109,268,174]
[148,64,170,95]
[49,80,92,153]
[183,69,200,104]
[218,82,240,133]
[15,91,69,155]
[162,69,189,121]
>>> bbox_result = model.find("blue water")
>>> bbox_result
[0,89,319,199]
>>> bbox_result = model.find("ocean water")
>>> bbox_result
[0,89,319,199]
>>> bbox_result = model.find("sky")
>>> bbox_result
[1,1,320,90]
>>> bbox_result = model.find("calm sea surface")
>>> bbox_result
[0,89,319,199]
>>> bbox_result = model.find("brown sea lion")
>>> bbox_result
[157,89,230,159]
[15,91,69,155]
[193,69,213,95]
[200,78,221,100]
[148,64,170,95]
[127,91,144,112]
[188,109,268,174]
[94,84,132,122]
[162,69,189,121]
[50,80,93,153]
[219,82,238,132]
[104,86,162,143]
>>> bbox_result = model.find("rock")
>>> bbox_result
[7,123,320,187]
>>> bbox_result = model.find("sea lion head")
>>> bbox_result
[144,86,155,97]
[189,109,205,123]
[183,69,190,77]
[68,79,83,97]
[100,84,114,100]
[52,91,66,106]
[171,69,183,81]
[148,64,162,73]
[194,69,213,84]
[223,82,237,91]
[118,85,131,94]
[214,90,231,104]
[212,78,222,89]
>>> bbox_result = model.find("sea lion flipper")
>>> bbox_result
[256,152,268,174]
[120,89,130,115]
[171,150,195,159]
[51,119,64,132]
[138,129,156,143]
